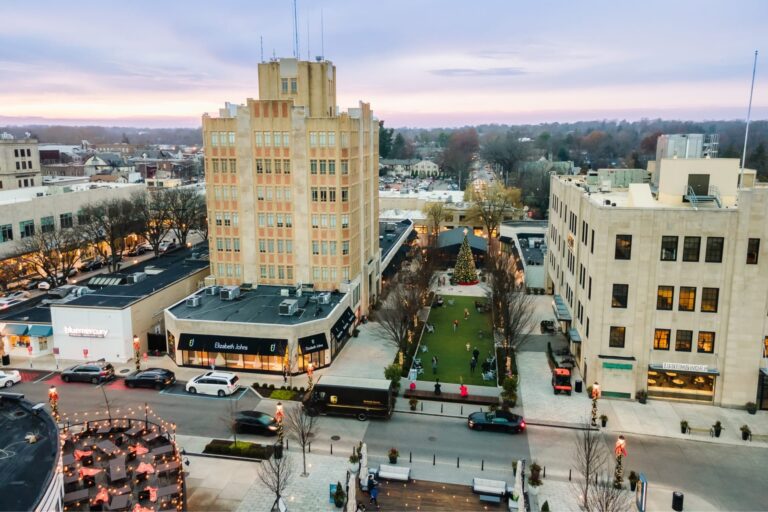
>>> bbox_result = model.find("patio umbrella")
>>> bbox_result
[513,460,523,503]
[346,475,357,512]
[359,443,368,489]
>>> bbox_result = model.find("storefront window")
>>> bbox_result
[653,329,670,350]
[697,332,715,353]
[647,369,716,400]
[298,349,325,372]
[38,336,48,351]
[675,330,693,352]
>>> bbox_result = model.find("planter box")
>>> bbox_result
[203,439,274,460]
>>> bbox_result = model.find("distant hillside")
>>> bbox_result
[0,125,202,146]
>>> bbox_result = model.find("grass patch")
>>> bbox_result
[270,389,298,401]
[417,295,496,387]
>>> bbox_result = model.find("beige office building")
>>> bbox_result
[546,156,768,409]
[203,58,380,314]
[0,137,42,191]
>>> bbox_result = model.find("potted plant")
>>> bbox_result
[712,421,722,438]
[528,462,543,496]
[746,402,757,415]
[600,414,608,427]
[388,447,399,464]
[636,390,647,404]
[409,397,418,411]
[628,471,639,492]
[680,420,689,434]
[333,481,346,508]
[741,424,751,441]
[349,447,361,474]
[540,501,550,511]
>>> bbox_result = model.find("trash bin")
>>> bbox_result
[1,354,9,366]
[273,443,284,459]
[672,491,684,511]
[574,380,583,393]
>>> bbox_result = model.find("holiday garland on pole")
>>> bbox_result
[454,232,478,285]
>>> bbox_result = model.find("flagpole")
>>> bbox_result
[739,50,758,188]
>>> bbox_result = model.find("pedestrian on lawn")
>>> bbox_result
[470,357,477,374]
[453,319,459,332]
[472,347,480,361]
[432,356,438,374]
[464,307,470,320]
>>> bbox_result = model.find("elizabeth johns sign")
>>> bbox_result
[64,326,109,338]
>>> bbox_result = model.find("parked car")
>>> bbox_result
[37,281,52,290]
[79,257,104,272]
[234,411,279,435]
[0,370,22,388]
[0,299,24,310]
[158,241,178,254]
[540,320,557,334]
[0,290,30,302]
[126,243,152,256]
[125,368,176,389]
[61,362,116,384]
[185,371,240,397]
[467,410,526,434]
[23,279,44,290]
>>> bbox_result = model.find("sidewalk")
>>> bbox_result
[517,351,768,446]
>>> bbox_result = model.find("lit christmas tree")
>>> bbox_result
[454,230,478,284]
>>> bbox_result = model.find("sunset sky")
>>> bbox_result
[0,0,765,128]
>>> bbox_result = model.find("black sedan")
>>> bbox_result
[61,362,115,384]
[125,368,176,389]
[234,411,279,435]
[467,410,526,434]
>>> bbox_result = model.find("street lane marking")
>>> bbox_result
[159,386,248,401]
[33,371,56,383]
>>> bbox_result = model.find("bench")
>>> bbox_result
[686,426,713,437]
[480,495,502,504]
[472,477,507,497]
[404,389,499,406]
[377,464,411,481]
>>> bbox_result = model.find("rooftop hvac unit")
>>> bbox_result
[280,289,290,296]
[205,285,220,296]
[279,299,299,316]
[126,272,147,284]
[220,285,240,301]
[319,292,331,304]
[186,296,202,308]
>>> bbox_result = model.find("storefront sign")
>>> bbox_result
[660,362,709,373]
[178,333,287,356]
[64,326,109,338]
[213,341,250,353]
[298,333,329,354]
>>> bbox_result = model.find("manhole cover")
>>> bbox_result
[119,369,131,374]
[428,436,437,442]
[330,435,341,441]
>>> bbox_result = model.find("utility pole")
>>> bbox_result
[739,50,759,188]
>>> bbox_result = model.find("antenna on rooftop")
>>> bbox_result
[320,8,325,59]
[306,16,310,60]
[739,50,759,189]
[260,36,264,62]
[292,0,300,59]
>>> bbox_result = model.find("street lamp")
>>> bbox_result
[275,401,285,458]
[591,382,601,427]
[307,362,315,390]
[614,435,627,488]
[48,385,59,421]
[132,335,141,371]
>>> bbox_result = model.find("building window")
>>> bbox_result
[656,286,674,310]
[284,160,291,174]
[259,240,266,253]
[255,159,263,174]
[0,224,12,242]
[701,287,719,313]
[660,236,678,261]
[611,284,628,308]
[319,160,327,175]
[310,132,317,147]
[234,239,240,252]
[683,236,701,262]
[747,238,760,264]
[341,160,349,175]
[224,213,231,227]
[264,132,272,147]
[341,188,349,202]
[312,241,319,255]
[341,215,349,228]
[678,287,696,311]
[609,326,626,348]
[281,78,288,93]
[260,266,267,278]
[329,189,336,202]
[59,213,73,229]
[41,216,54,233]
[328,132,336,146]
[654,329,671,350]
[342,241,350,255]
[255,131,263,146]
[697,331,715,353]
[19,220,34,239]
[615,234,632,260]
[319,132,327,147]
[311,188,318,202]
[290,78,297,94]
[211,132,219,147]
[328,161,336,175]
[675,330,693,352]
[310,160,318,174]
[705,237,724,263]
[283,132,290,148]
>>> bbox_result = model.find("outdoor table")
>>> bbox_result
[647,379,657,385]
[63,472,79,491]
[156,460,181,477]
[666,372,677,377]
[107,493,131,511]
[63,453,76,469]
[112,484,131,495]
[97,440,120,457]
[63,488,90,506]
[157,484,180,505]
[80,467,102,478]
[142,431,160,444]
[648,371,659,376]
[152,444,174,459]
[672,379,685,386]
[125,425,144,437]
[97,424,113,435]
[109,455,128,483]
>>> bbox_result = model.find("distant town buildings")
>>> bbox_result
[0,135,42,190]
[380,158,439,178]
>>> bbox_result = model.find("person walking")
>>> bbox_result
[434,378,442,395]
[431,356,438,374]
[470,357,477,374]
[472,346,480,361]
[453,319,459,332]
[282,365,288,384]
[464,307,470,320]
[369,485,379,507]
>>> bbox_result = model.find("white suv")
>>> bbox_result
[185,371,240,397]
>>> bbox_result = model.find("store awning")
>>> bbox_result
[568,328,582,343]
[552,295,572,322]
[28,325,53,337]
[330,307,356,341]
[177,333,287,356]
[648,363,719,375]
[2,324,28,336]
[298,333,329,355]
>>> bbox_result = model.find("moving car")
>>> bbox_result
[0,299,24,310]
[234,411,279,435]
[0,290,30,302]
[302,376,395,421]
[467,410,526,434]
[79,257,104,272]
[0,370,22,388]
[158,241,178,254]
[552,367,572,395]
[61,362,116,384]
[185,371,240,397]
[126,243,152,256]
[125,368,176,389]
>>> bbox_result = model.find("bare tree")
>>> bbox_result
[79,198,140,272]
[257,450,295,510]
[466,182,522,253]
[165,187,206,247]
[133,190,171,256]
[375,276,423,355]
[283,404,317,477]
[0,258,21,292]
[17,227,86,287]
[587,473,633,512]
[572,422,609,510]
[422,202,452,245]
[487,254,535,363]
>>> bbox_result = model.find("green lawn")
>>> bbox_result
[417,295,496,387]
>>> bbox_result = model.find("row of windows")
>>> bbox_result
[209,158,237,174]
[216,263,242,278]
[255,159,291,174]
[309,131,337,148]
[210,132,236,147]
[609,326,716,353]
[611,284,719,312]
[309,159,350,175]
[311,214,350,229]
[13,148,32,158]
[257,213,294,228]
[254,131,291,148]
[280,78,298,94]
[0,213,75,243]
[311,240,349,255]
[617,234,760,264]
[257,187,293,201]
[311,187,349,202]
[212,186,238,201]
[213,212,239,227]
[15,160,34,170]
[653,328,715,353]
[258,239,294,254]
[215,237,241,252]
[260,264,295,280]
[312,266,339,282]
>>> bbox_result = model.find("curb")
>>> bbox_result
[184,451,265,463]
